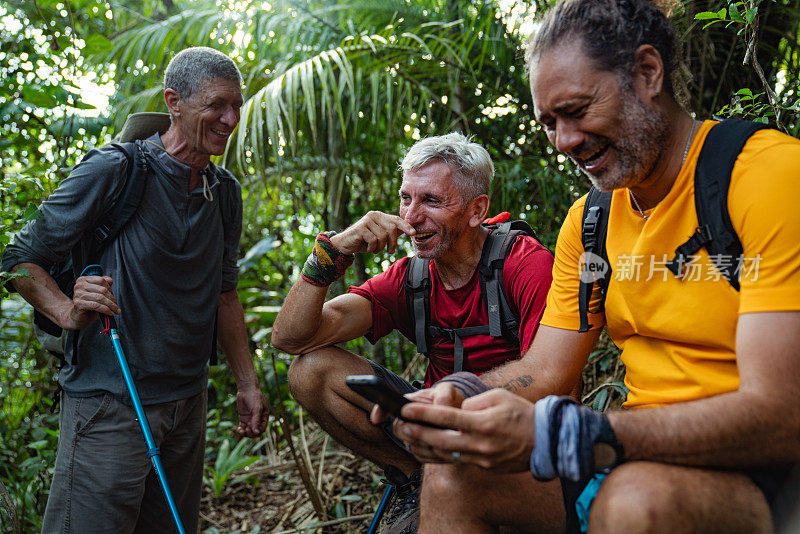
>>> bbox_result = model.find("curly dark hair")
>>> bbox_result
[526,0,677,95]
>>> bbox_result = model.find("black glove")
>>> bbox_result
[529,395,624,482]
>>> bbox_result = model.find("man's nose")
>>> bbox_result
[402,202,424,226]
[554,120,584,155]
[221,106,239,127]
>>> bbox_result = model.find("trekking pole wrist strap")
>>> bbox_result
[301,231,355,287]
[530,395,625,482]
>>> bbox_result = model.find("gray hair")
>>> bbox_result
[526,0,677,96]
[164,47,242,100]
[400,132,493,201]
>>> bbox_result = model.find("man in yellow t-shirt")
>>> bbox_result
[371,0,800,532]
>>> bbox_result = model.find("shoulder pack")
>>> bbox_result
[404,220,537,373]
[578,119,771,332]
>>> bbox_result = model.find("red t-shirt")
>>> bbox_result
[348,236,553,386]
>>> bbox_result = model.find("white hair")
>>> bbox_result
[400,132,494,201]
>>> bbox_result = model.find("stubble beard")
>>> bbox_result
[414,226,460,259]
[413,214,467,260]
[580,89,670,192]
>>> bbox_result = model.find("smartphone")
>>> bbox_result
[345,374,411,418]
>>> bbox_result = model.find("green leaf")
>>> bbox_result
[22,86,58,109]
[69,100,97,110]
[744,7,758,24]
[83,34,113,55]
[592,388,609,412]
[56,36,71,51]
[694,11,721,20]
[729,2,744,23]
[21,204,42,223]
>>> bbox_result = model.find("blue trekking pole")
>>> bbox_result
[367,484,396,534]
[82,265,187,534]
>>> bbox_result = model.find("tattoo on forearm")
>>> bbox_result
[502,375,535,392]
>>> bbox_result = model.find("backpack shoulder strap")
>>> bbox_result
[209,173,240,366]
[63,141,147,365]
[405,256,432,355]
[215,173,241,258]
[90,141,147,255]
[478,220,535,340]
[479,222,512,338]
[666,119,771,289]
[578,187,613,333]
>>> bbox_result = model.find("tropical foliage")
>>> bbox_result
[1,0,799,531]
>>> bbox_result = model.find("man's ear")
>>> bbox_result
[469,195,490,227]
[632,44,664,102]
[164,88,182,117]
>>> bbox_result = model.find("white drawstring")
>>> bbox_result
[201,170,214,202]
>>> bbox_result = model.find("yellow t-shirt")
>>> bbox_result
[542,120,800,408]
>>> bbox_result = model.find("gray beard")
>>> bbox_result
[579,90,670,192]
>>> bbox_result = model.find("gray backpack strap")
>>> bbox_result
[405,256,431,355]
[434,325,490,373]
[482,222,510,337]
[211,174,241,366]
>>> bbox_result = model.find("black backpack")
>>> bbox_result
[404,220,539,373]
[578,119,771,332]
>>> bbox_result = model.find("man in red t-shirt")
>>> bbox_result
[271,132,552,532]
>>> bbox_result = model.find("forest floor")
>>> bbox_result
[198,416,386,533]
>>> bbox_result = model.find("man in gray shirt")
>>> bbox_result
[1,47,268,533]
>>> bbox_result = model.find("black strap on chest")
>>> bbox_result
[578,119,773,331]
[665,119,770,288]
[405,221,535,373]
[578,187,612,333]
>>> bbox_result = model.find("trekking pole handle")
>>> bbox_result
[80,265,118,329]
[81,264,104,277]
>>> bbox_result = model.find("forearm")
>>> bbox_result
[611,311,800,468]
[217,290,260,391]
[477,326,599,402]
[270,278,329,353]
[11,263,72,328]
[609,388,800,468]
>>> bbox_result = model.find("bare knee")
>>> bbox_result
[589,463,677,534]
[588,462,771,534]
[287,346,372,408]
[287,348,336,405]
[422,464,493,512]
